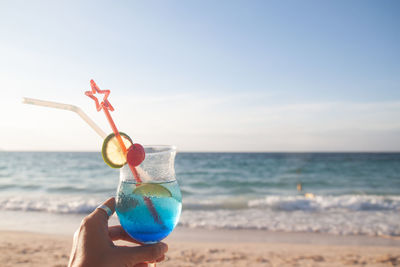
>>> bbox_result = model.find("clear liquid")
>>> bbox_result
[116,180,182,244]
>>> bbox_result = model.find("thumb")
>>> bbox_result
[90,197,116,226]
[115,242,168,265]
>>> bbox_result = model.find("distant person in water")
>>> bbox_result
[297,182,302,192]
[68,197,167,267]
[297,182,315,199]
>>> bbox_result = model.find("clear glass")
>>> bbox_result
[116,145,182,246]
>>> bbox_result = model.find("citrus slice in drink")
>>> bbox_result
[102,132,133,168]
[133,184,172,198]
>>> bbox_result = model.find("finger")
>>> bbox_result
[109,225,142,244]
[156,255,165,262]
[116,242,168,265]
[92,197,116,223]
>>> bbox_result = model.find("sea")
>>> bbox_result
[0,151,399,237]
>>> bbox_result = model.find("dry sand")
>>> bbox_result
[0,228,399,267]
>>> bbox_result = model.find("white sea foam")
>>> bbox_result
[247,195,400,211]
[0,196,100,214]
[182,194,400,212]
[1,194,399,236]
[180,195,400,236]
[178,208,400,236]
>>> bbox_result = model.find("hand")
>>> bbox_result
[68,197,168,267]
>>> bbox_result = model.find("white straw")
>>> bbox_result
[22,97,151,181]
[22,97,107,139]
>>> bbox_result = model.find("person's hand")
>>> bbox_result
[68,197,168,267]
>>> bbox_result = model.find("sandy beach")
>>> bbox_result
[1,228,399,267]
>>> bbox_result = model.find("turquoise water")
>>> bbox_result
[0,152,399,236]
[116,180,182,244]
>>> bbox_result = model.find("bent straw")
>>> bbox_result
[22,97,107,139]
[22,97,151,182]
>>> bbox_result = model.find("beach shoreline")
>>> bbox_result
[1,209,399,247]
[1,227,399,267]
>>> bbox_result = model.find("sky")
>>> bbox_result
[0,0,399,152]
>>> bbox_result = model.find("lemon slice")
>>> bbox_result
[133,184,172,198]
[102,132,133,168]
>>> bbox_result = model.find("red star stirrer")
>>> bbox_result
[85,80,163,227]
[85,79,142,183]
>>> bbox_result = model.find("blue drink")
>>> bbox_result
[116,180,182,244]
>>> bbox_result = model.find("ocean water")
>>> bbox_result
[0,152,399,237]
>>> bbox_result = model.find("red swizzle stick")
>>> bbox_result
[85,80,162,225]
[85,80,142,182]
